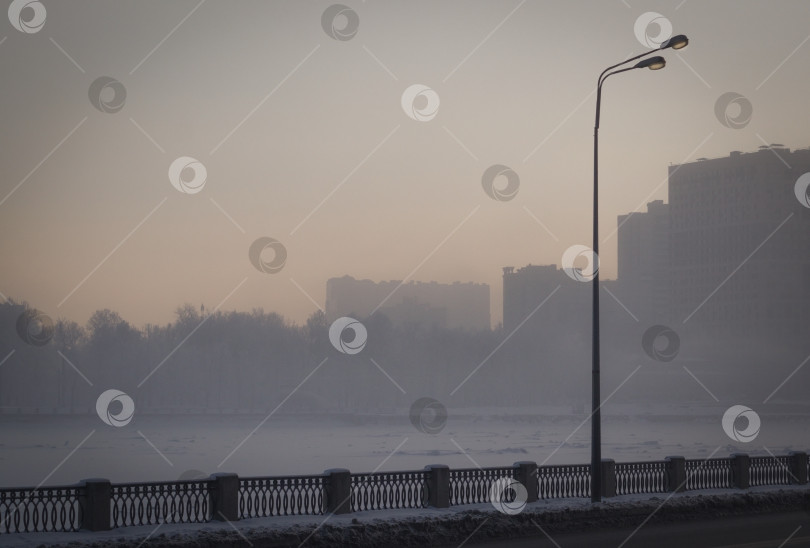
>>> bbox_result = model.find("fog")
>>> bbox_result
[1,296,808,486]
[1,1,809,488]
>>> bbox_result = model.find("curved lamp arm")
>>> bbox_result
[595,57,666,130]
[596,34,687,88]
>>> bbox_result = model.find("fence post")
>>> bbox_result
[788,451,808,485]
[210,473,239,521]
[513,461,538,503]
[424,465,450,508]
[80,478,111,531]
[731,453,750,489]
[324,469,352,514]
[665,456,687,492]
[601,459,616,498]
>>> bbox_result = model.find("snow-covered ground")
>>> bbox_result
[0,402,807,487]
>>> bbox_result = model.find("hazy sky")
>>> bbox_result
[1,0,808,328]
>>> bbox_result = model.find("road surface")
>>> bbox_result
[441,511,810,547]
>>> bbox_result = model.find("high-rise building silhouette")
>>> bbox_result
[617,200,671,323]
[502,265,589,333]
[667,145,810,341]
[502,145,810,352]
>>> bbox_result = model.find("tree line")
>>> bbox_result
[5,294,793,416]
[1,299,595,415]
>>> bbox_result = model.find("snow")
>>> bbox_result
[1,403,808,487]
[1,403,807,545]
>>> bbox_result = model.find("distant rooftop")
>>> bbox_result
[328,274,488,287]
[673,144,809,166]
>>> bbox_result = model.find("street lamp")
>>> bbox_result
[591,35,688,503]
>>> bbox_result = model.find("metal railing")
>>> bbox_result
[685,457,733,490]
[351,471,429,512]
[0,485,83,533]
[1,450,807,535]
[537,464,591,499]
[111,480,211,528]
[449,467,514,505]
[239,474,324,518]
[615,461,668,495]
[750,455,793,486]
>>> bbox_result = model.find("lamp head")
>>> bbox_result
[660,34,689,50]
[635,56,666,70]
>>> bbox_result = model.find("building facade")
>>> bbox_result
[325,276,491,331]
[502,264,593,334]
[668,146,810,341]
[616,199,671,323]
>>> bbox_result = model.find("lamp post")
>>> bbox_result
[591,35,688,503]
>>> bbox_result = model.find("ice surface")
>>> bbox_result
[1,402,807,487]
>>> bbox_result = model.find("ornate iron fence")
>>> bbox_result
[537,464,591,499]
[750,456,793,486]
[1,450,807,535]
[685,457,733,490]
[0,485,83,533]
[111,480,211,528]
[616,461,668,495]
[449,467,514,505]
[351,471,429,512]
[239,475,324,518]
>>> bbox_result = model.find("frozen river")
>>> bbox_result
[1,402,807,488]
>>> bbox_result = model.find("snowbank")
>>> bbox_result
[2,485,808,548]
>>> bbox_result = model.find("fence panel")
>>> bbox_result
[111,480,211,528]
[239,475,324,518]
[449,467,514,506]
[351,471,429,512]
[685,458,733,490]
[0,485,83,533]
[750,456,792,487]
[537,464,591,499]
[615,461,668,495]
